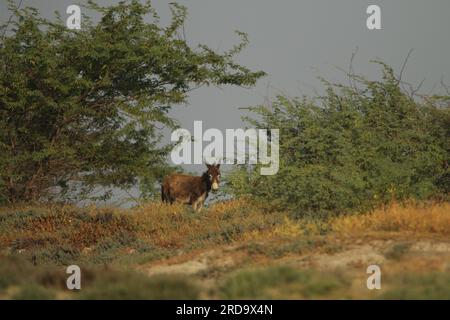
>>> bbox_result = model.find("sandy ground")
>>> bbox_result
[137,237,450,294]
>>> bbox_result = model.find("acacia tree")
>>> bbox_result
[0,0,265,204]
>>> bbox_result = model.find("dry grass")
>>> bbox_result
[1,200,448,259]
[130,198,283,248]
[0,205,135,251]
[0,198,285,264]
[0,199,449,299]
[332,201,450,236]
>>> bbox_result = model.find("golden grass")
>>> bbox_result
[0,199,448,258]
[130,198,282,248]
[332,201,450,236]
[0,198,283,253]
[0,204,135,250]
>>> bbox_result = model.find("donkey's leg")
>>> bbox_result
[192,196,204,212]
[194,192,207,212]
[162,190,169,203]
[197,200,205,212]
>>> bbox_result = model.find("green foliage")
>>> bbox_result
[381,272,450,300]
[0,254,63,298]
[0,254,200,300]
[228,62,449,216]
[220,266,348,299]
[383,242,411,260]
[244,238,324,258]
[0,0,264,204]
[79,272,200,300]
[12,285,55,300]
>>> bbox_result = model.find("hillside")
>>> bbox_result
[0,200,449,299]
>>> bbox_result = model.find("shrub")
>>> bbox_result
[228,62,449,217]
[220,266,349,299]
[381,272,450,299]
[79,272,200,300]
[12,285,55,300]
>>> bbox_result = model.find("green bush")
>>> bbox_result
[79,272,201,300]
[228,62,449,217]
[383,243,411,260]
[381,272,450,299]
[12,285,55,300]
[0,255,65,298]
[220,266,348,299]
[0,254,201,300]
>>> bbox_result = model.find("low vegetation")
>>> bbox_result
[0,199,448,299]
[332,201,450,236]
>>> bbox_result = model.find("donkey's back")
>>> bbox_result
[161,173,203,205]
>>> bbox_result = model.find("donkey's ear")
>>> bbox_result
[216,164,221,169]
[206,163,212,169]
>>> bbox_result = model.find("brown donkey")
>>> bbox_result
[161,164,221,212]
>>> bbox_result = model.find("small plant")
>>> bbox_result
[384,243,411,260]
[220,266,349,299]
[79,272,201,300]
[381,272,450,300]
[12,285,55,300]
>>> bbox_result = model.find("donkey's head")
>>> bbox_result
[206,163,221,192]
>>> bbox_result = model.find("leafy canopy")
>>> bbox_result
[0,0,265,204]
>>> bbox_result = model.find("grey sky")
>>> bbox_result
[2,0,449,205]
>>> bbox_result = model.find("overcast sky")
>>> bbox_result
[2,0,449,204]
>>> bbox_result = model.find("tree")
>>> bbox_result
[227,62,449,217]
[0,0,265,204]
